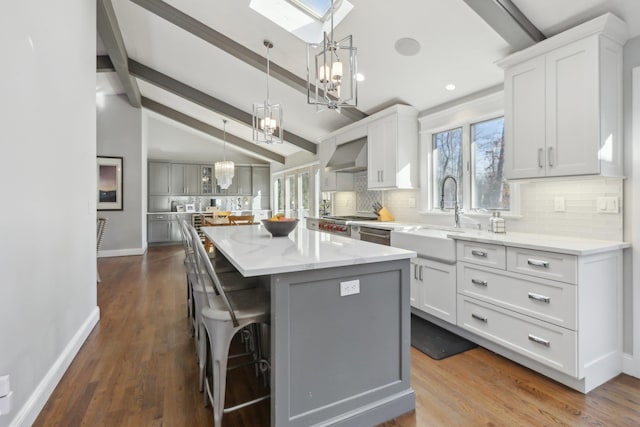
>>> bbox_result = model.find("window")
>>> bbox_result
[430,116,510,213]
[471,117,510,210]
[273,164,320,218]
[287,0,341,20]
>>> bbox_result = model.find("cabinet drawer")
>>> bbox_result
[507,247,577,284]
[458,264,577,330]
[457,296,577,376]
[148,214,172,221]
[457,241,506,269]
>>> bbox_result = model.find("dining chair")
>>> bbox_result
[228,215,255,225]
[96,218,107,283]
[189,226,270,427]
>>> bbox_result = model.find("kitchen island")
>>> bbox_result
[201,224,416,427]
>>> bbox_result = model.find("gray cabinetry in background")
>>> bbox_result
[147,213,172,243]
[236,166,252,195]
[252,166,270,209]
[148,162,171,195]
[171,163,199,195]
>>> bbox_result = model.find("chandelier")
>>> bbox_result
[215,119,234,189]
[253,40,283,144]
[307,0,357,111]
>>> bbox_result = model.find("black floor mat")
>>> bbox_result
[411,314,477,360]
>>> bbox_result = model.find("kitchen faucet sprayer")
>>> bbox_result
[440,175,460,228]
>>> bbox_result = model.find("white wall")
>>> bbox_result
[97,94,145,256]
[0,2,99,426]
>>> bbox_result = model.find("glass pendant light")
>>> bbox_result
[253,40,283,143]
[214,119,234,189]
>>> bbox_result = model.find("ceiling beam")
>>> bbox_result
[129,0,367,122]
[463,0,545,51]
[129,59,317,154]
[97,55,115,72]
[142,97,285,164]
[97,0,142,107]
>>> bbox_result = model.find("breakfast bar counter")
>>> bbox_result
[202,224,416,427]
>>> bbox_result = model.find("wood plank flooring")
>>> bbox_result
[34,246,640,426]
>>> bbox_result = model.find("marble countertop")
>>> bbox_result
[447,230,630,256]
[201,224,416,277]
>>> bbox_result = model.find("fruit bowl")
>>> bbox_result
[261,218,299,237]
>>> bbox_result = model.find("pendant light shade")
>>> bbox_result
[215,119,234,189]
[253,40,283,144]
[307,0,357,111]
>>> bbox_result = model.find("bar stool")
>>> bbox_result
[190,227,270,427]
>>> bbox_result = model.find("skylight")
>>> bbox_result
[287,0,342,21]
[250,0,352,44]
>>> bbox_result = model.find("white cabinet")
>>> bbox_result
[455,240,623,392]
[318,137,354,192]
[410,257,456,324]
[499,15,625,179]
[367,106,418,189]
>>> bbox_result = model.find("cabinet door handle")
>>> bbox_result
[538,148,543,168]
[419,265,423,281]
[471,313,487,323]
[527,259,549,268]
[414,264,418,280]
[548,147,553,167]
[381,170,384,182]
[471,278,488,287]
[528,334,550,347]
[528,292,550,303]
[471,250,487,258]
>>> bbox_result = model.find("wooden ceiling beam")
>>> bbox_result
[142,97,285,164]
[97,0,142,107]
[129,0,367,122]
[129,59,317,154]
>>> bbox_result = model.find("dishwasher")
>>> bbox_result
[358,226,391,246]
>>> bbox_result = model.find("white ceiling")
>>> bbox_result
[98,0,640,164]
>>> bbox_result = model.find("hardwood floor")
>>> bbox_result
[35,246,640,426]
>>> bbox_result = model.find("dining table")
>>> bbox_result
[201,223,416,427]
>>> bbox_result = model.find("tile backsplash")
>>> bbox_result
[344,176,624,241]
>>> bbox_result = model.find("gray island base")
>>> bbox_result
[201,225,416,426]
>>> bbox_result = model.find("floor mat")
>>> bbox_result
[411,314,477,360]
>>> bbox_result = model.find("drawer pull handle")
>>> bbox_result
[527,259,549,268]
[471,313,487,323]
[471,279,488,287]
[528,334,550,347]
[528,292,550,303]
[471,250,487,257]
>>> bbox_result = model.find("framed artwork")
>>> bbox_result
[185,203,195,212]
[97,156,123,211]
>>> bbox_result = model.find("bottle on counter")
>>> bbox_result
[492,211,506,233]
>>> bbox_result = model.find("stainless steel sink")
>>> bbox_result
[390,227,461,263]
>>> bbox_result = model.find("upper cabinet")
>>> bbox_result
[498,13,627,180]
[367,105,418,189]
[148,162,171,195]
[171,163,200,195]
[318,104,418,191]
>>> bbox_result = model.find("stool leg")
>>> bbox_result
[208,324,236,427]
[198,322,207,391]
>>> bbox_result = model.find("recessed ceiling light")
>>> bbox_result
[445,84,456,91]
[394,38,420,56]
[356,73,365,82]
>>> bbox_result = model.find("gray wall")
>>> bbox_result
[623,35,640,354]
[0,1,98,425]
[97,94,146,255]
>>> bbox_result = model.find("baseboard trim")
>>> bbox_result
[99,247,145,258]
[9,307,100,427]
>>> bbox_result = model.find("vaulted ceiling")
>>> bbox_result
[97,0,640,164]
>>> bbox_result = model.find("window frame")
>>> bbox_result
[419,91,518,217]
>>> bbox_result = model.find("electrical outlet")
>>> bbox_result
[0,376,9,397]
[554,196,565,212]
[407,198,416,208]
[340,280,360,296]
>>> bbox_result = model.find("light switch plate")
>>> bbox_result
[0,376,9,397]
[554,196,565,212]
[597,197,618,213]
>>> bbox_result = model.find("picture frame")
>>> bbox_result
[176,205,186,212]
[97,156,123,211]
[185,203,195,212]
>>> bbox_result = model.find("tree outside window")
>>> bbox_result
[432,127,463,209]
[471,117,510,210]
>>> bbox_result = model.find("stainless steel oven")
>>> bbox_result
[358,226,391,246]
[306,215,378,238]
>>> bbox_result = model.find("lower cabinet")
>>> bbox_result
[410,257,456,324]
[453,240,623,392]
[148,214,191,244]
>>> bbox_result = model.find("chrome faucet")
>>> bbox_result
[440,175,460,228]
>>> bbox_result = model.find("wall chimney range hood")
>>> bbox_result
[325,137,367,172]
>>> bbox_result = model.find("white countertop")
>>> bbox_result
[447,230,630,256]
[201,224,416,277]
